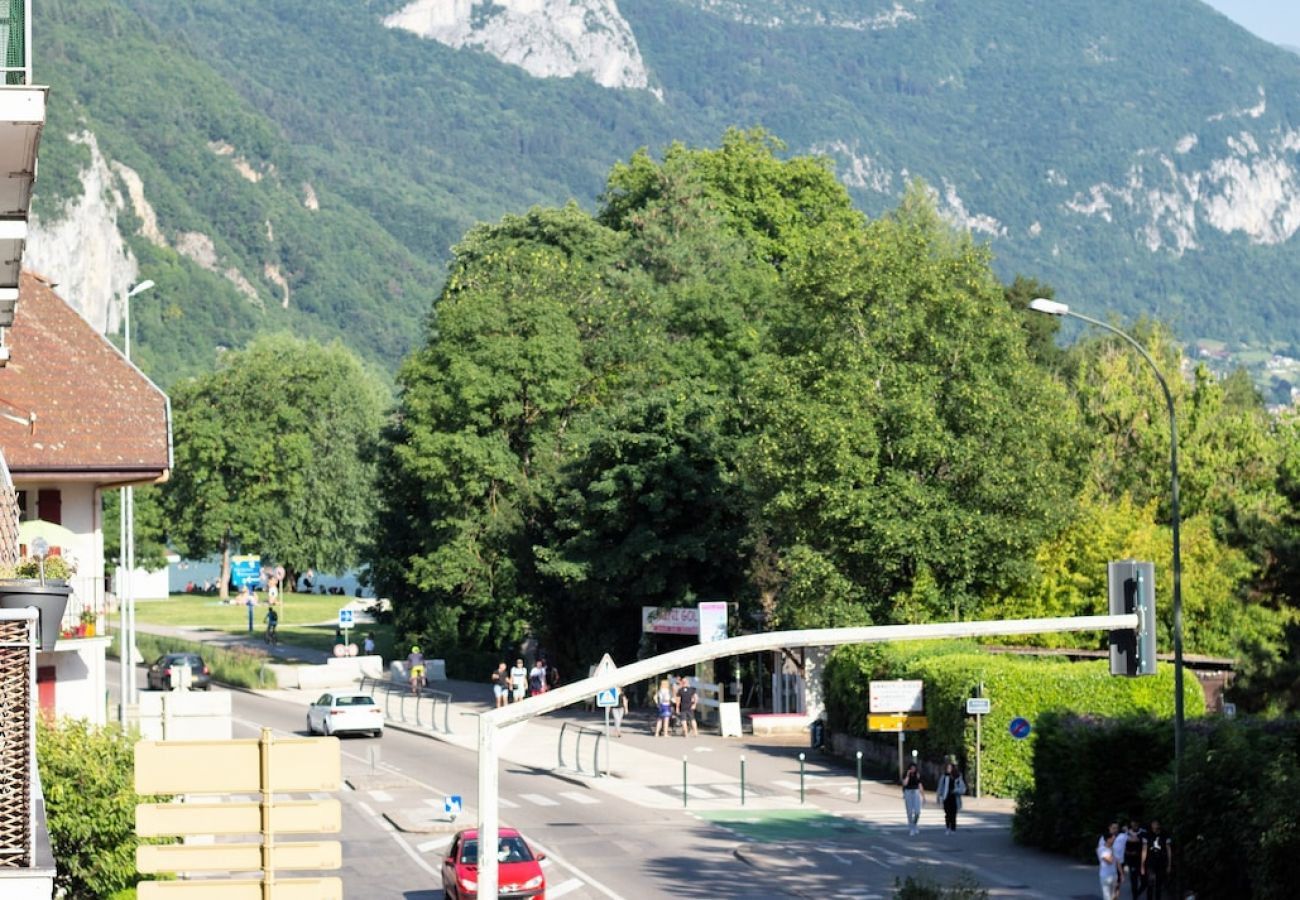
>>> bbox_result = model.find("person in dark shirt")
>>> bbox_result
[675,676,698,736]
[1143,819,1172,900]
[1121,819,1146,899]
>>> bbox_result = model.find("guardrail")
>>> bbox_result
[360,675,452,734]
[557,721,605,777]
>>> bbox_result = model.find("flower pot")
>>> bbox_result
[84,621,95,637]
[0,580,72,650]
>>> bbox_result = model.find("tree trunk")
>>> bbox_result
[219,536,232,602]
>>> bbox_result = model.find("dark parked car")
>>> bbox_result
[146,652,211,690]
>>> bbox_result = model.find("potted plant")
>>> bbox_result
[80,607,96,637]
[0,543,75,649]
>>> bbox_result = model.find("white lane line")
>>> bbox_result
[548,878,585,898]
[368,789,394,802]
[519,793,559,806]
[357,801,376,817]
[559,791,600,805]
[418,836,452,854]
[347,791,442,879]
[527,837,625,900]
[711,784,743,797]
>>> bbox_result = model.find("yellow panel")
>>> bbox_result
[135,741,261,794]
[138,877,342,900]
[867,714,929,732]
[135,738,340,795]
[272,840,342,871]
[136,801,341,837]
[137,843,261,873]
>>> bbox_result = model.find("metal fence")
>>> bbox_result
[557,721,605,777]
[359,675,453,734]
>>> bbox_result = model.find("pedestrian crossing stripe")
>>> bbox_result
[519,793,559,806]
[559,791,600,805]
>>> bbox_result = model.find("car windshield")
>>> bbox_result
[335,695,374,707]
[459,836,533,865]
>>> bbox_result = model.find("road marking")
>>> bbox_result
[369,789,394,802]
[357,801,376,817]
[527,837,625,900]
[418,837,452,854]
[559,791,600,805]
[520,793,559,806]
[711,784,743,797]
[548,878,585,898]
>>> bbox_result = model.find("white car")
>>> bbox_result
[306,691,384,737]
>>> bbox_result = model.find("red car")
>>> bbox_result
[442,827,546,900]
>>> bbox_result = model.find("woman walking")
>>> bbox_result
[653,679,674,736]
[902,762,924,835]
[936,761,967,833]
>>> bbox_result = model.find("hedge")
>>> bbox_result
[823,641,1204,797]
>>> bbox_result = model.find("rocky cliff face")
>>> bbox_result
[384,0,651,90]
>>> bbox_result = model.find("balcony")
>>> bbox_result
[0,0,43,344]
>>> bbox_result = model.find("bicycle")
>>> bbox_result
[409,665,426,695]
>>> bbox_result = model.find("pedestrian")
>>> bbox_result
[242,584,255,633]
[491,661,509,708]
[263,606,278,644]
[1099,830,1122,900]
[936,761,966,833]
[267,575,280,608]
[1121,819,1146,899]
[528,658,548,697]
[676,675,699,736]
[546,659,561,691]
[653,678,673,737]
[509,658,528,703]
[612,688,629,737]
[1142,819,1172,900]
[363,632,376,656]
[902,762,924,835]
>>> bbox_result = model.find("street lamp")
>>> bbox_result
[119,278,154,723]
[1028,298,1184,788]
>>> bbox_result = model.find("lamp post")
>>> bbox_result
[1028,298,1184,788]
[119,279,154,721]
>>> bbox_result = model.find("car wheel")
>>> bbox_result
[306,716,315,735]
[373,729,382,738]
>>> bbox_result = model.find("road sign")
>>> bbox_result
[138,879,342,900]
[230,555,261,589]
[136,738,341,794]
[444,795,463,819]
[136,800,342,836]
[966,697,991,715]
[1009,716,1032,740]
[594,652,617,677]
[698,600,728,643]
[596,687,620,708]
[137,841,341,873]
[869,679,924,713]
[867,714,929,732]
[338,608,354,628]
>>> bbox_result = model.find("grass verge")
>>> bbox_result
[109,630,278,690]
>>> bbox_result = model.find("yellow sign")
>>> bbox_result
[136,800,342,837]
[136,841,342,874]
[867,714,929,732]
[137,877,342,899]
[135,738,341,794]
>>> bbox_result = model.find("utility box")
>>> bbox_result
[1108,560,1157,676]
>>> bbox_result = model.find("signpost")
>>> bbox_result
[593,653,618,776]
[966,689,991,798]
[231,555,261,589]
[135,729,342,898]
[338,608,354,648]
[869,679,927,779]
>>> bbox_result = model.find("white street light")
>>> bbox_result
[120,278,154,723]
[1028,298,1185,791]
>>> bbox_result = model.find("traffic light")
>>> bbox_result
[1108,560,1157,676]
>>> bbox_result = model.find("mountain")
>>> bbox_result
[28,0,1300,385]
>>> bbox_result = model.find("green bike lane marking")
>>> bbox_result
[695,809,878,843]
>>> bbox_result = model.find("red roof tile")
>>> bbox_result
[0,271,170,482]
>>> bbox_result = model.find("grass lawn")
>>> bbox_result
[133,592,397,660]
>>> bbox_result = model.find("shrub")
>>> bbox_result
[37,718,166,899]
[894,872,989,899]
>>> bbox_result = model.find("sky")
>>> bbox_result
[1201,0,1300,48]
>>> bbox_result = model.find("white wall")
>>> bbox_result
[41,636,110,726]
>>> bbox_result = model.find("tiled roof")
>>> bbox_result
[0,272,170,481]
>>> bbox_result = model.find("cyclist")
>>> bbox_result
[264,606,279,644]
[407,645,426,694]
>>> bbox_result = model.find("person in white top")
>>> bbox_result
[1097,830,1122,900]
[509,658,528,703]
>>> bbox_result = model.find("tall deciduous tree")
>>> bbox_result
[163,335,387,597]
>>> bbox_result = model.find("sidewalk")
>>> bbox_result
[137,626,1099,896]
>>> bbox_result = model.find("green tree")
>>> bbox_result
[101,486,170,573]
[163,335,388,597]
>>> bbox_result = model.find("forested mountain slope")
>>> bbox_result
[28,0,1300,384]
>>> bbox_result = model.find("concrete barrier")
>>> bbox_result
[749,712,811,736]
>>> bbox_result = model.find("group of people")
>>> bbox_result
[1097,818,1173,900]
[489,658,561,707]
[901,760,967,836]
[652,675,699,737]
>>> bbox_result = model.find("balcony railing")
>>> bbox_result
[0,0,28,86]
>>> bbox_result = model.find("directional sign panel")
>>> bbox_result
[136,800,342,837]
[965,698,991,715]
[136,738,341,795]
[138,878,342,900]
[137,841,341,874]
[596,687,620,708]
[338,608,354,628]
[867,714,929,732]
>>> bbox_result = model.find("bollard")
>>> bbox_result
[856,750,863,803]
[790,749,800,806]
[682,755,688,808]
[740,755,746,806]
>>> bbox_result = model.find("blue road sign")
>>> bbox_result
[338,608,354,628]
[444,795,462,819]
[596,687,619,708]
[1009,717,1032,740]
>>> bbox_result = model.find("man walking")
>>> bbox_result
[1142,819,1172,900]
[676,676,699,736]
[1121,819,1146,899]
[509,658,528,703]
